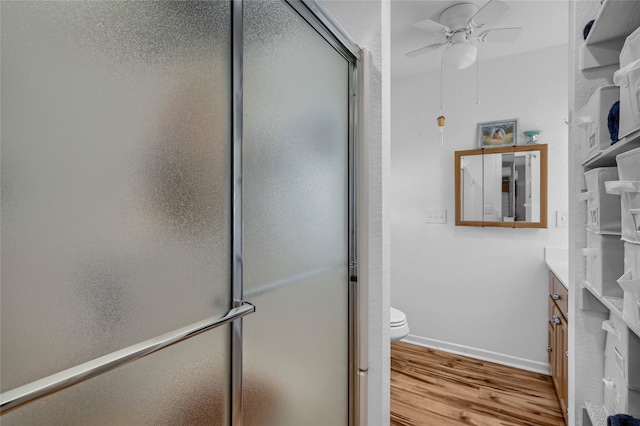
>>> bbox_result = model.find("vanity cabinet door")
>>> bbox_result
[548,271,568,424]
[550,304,562,394]
[548,321,556,381]
[556,311,568,422]
[562,318,568,420]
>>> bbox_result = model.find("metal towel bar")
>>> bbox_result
[0,301,255,414]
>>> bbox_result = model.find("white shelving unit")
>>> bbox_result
[570,2,640,426]
[582,129,640,169]
[581,0,640,70]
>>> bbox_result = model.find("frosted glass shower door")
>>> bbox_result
[243,1,351,425]
[1,2,233,423]
[2,0,357,423]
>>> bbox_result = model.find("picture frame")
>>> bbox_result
[477,119,518,148]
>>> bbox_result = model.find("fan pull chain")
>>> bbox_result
[476,51,480,105]
[440,59,444,110]
[438,60,445,147]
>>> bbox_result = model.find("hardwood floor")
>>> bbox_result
[390,341,566,426]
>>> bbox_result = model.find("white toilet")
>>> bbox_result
[390,307,410,342]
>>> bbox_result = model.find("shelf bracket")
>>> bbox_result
[580,284,610,313]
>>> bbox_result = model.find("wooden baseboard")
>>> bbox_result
[402,334,552,376]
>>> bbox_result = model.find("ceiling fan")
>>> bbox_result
[406,0,522,70]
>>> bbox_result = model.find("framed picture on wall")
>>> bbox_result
[477,119,518,148]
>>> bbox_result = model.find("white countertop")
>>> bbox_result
[545,247,568,289]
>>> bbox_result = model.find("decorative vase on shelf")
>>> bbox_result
[523,130,540,144]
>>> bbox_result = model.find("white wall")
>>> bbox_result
[320,1,390,425]
[391,44,569,372]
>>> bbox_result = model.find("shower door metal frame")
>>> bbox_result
[0,1,362,424]
[281,2,362,425]
[232,1,362,424]
[231,1,246,424]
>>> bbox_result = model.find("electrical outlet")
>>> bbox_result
[426,208,447,224]
[556,210,569,228]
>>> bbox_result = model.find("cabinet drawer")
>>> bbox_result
[550,272,568,317]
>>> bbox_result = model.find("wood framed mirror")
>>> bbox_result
[455,144,548,228]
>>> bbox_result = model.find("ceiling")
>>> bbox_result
[391,0,570,79]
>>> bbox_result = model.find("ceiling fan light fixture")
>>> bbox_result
[442,40,477,70]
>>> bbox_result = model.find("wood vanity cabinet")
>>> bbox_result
[548,271,568,424]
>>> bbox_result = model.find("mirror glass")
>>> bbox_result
[459,153,483,222]
[455,145,547,228]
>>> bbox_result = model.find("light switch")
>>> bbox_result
[556,210,569,228]
[426,208,447,224]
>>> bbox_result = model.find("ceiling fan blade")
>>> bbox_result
[469,0,509,28]
[413,18,450,34]
[405,42,447,58]
[478,27,522,43]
